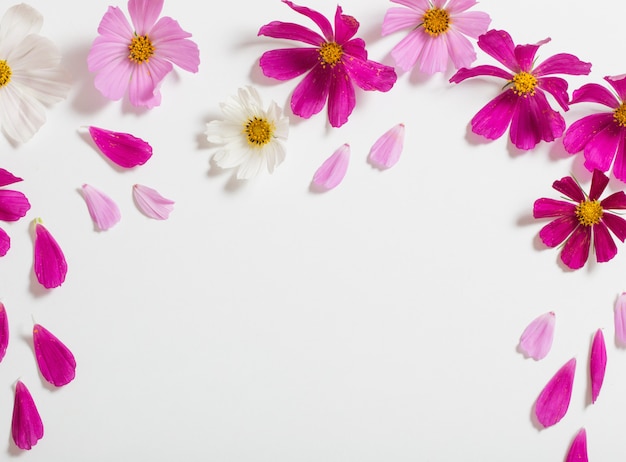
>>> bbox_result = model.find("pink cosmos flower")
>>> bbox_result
[0,302,7,363]
[566,428,588,462]
[563,74,626,182]
[368,123,405,169]
[33,219,67,289]
[87,0,200,108]
[11,380,44,450]
[258,0,397,128]
[449,29,591,150]
[88,126,153,168]
[590,329,606,404]
[33,323,76,387]
[81,184,121,231]
[381,0,491,74]
[614,292,626,347]
[312,143,350,191]
[533,169,626,270]
[534,357,576,428]
[132,184,174,219]
[518,311,555,361]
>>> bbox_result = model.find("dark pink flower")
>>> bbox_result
[534,357,576,428]
[258,0,397,128]
[563,74,626,182]
[566,428,588,462]
[33,219,67,289]
[88,126,153,168]
[449,29,591,150]
[533,169,626,269]
[33,323,76,387]
[0,302,8,362]
[11,380,44,450]
[590,329,606,404]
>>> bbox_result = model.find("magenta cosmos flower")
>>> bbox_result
[382,0,491,74]
[533,169,626,270]
[88,0,200,108]
[258,0,397,128]
[563,75,626,182]
[449,29,591,150]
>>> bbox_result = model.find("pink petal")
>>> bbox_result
[566,428,588,462]
[534,357,576,428]
[33,220,67,289]
[0,190,31,221]
[127,0,163,35]
[592,221,617,263]
[615,293,626,347]
[368,123,405,169]
[560,225,591,270]
[312,144,350,191]
[132,184,175,220]
[0,302,8,362]
[0,226,10,256]
[0,168,22,187]
[538,216,578,248]
[88,126,153,168]
[590,329,607,404]
[518,312,555,361]
[11,381,44,450]
[33,323,76,387]
[469,90,517,141]
[327,65,356,128]
[81,184,121,231]
[259,48,320,81]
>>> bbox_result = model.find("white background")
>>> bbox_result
[0,0,624,460]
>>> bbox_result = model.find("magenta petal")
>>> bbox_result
[133,184,175,220]
[0,226,10,256]
[565,428,588,462]
[88,126,153,168]
[0,302,8,362]
[0,168,22,187]
[368,123,405,169]
[470,90,517,141]
[538,215,578,248]
[590,329,606,404]
[560,225,591,270]
[81,184,121,231]
[33,220,67,289]
[534,357,576,428]
[519,312,555,360]
[0,190,31,221]
[614,293,626,347]
[11,381,44,450]
[312,144,350,191]
[33,323,76,387]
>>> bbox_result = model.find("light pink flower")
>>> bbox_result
[87,0,200,108]
[0,302,7,362]
[590,329,606,404]
[81,184,121,231]
[132,184,174,220]
[518,312,555,361]
[33,323,76,387]
[88,126,153,168]
[382,0,491,74]
[534,357,576,428]
[614,292,626,347]
[312,144,350,191]
[368,123,405,169]
[566,428,588,462]
[33,219,67,289]
[11,380,43,450]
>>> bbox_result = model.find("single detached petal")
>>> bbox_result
[81,184,121,231]
[88,126,153,168]
[132,184,175,220]
[0,226,10,256]
[590,329,607,404]
[614,293,626,347]
[0,168,22,187]
[33,323,76,387]
[368,123,405,169]
[518,312,555,361]
[33,219,67,289]
[566,428,588,462]
[0,302,7,362]
[0,190,31,221]
[534,357,576,428]
[11,381,43,450]
[312,144,350,191]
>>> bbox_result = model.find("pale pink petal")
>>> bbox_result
[127,0,163,34]
[0,227,9,256]
[614,292,626,347]
[0,302,7,362]
[88,126,153,168]
[149,16,200,73]
[590,329,607,404]
[381,7,422,36]
[312,144,350,191]
[81,184,121,231]
[518,312,555,361]
[534,357,576,428]
[566,428,588,462]
[368,123,405,169]
[132,184,175,220]
[33,324,76,387]
[33,219,67,289]
[11,381,43,450]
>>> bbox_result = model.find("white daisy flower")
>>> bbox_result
[0,4,71,143]
[205,86,289,179]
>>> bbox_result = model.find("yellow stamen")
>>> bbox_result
[575,200,603,226]
[128,35,155,63]
[614,102,626,127]
[422,8,450,37]
[319,42,343,67]
[511,71,538,96]
[244,117,274,147]
[0,60,12,87]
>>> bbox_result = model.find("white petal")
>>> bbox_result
[0,4,43,55]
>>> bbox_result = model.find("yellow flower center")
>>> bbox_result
[128,35,155,63]
[575,200,603,226]
[422,8,450,36]
[614,102,626,127]
[319,42,343,67]
[512,71,538,96]
[0,60,12,87]
[244,116,274,147]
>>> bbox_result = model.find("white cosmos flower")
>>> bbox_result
[0,4,70,143]
[205,86,289,179]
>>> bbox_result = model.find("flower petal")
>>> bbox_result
[258,21,324,46]
[518,312,555,361]
[0,302,8,362]
[469,90,517,140]
[538,215,578,248]
[475,29,518,72]
[291,64,331,119]
[533,53,592,78]
[590,329,606,404]
[565,428,588,462]
[282,0,333,41]
[327,65,355,127]
[33,324,76,387]
[368,123,405,169]
[132,184,175,220]
[534,357,576,428]
[259,48,320,81]
[11,380,44,450]
[33,219,67,289]
[533,198,576,219]
[312,144,350,191]
[614,293,626,347]
[0,190,30,221]
[81,184,121,231]
[127,0,163,35]
[562,113,614,155]
[0,168,22,187]
[88,126,153,168]
[560,225,591,270]
[592,221,617,263]
[0,227,9,256]
[570,82,619,108]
